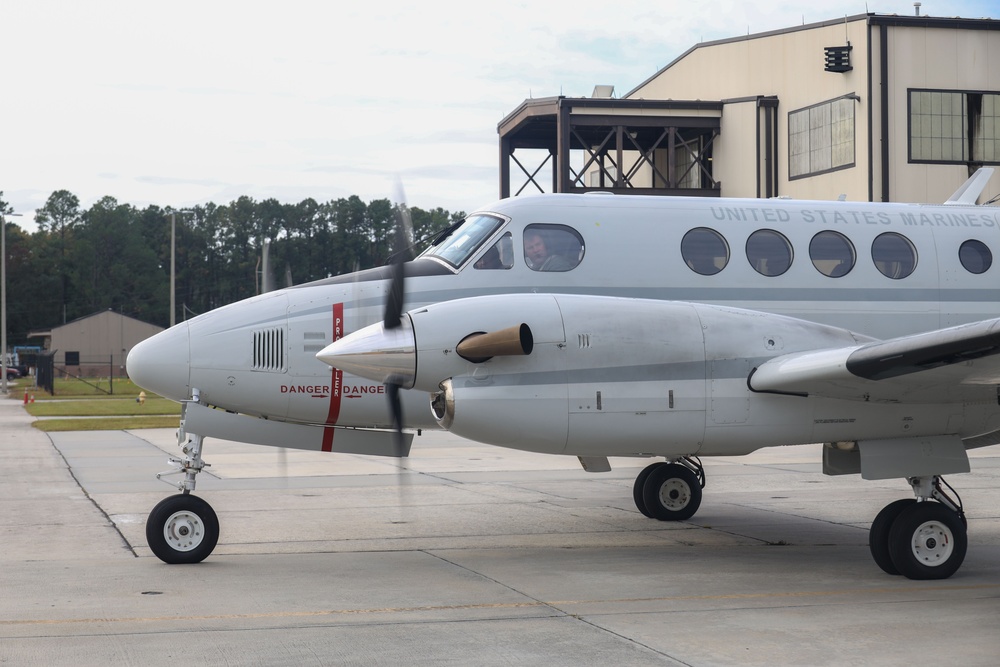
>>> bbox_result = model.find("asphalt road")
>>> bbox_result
[2,397,999,665]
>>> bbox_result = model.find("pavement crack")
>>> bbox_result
[44,433,138,558]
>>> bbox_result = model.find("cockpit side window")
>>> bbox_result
[417,214,504,269]
[523,224,584,272]
[474,233,513,270]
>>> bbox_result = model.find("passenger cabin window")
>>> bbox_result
[872,232,917,279]
[523,224,584,272]
[809,231,855,278]
[959,239,992,274]
[746,229,793,277]
[681,227,729,275]
[474,233,513,270]
[418,214,503,269]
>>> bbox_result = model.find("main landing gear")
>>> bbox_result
[146,390,220,564]
[869,476,967,580]
[631,461,968,580]
[633,457,705,521]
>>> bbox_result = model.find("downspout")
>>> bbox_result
[880,23,890,202]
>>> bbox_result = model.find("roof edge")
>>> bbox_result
[625,13,1000,98]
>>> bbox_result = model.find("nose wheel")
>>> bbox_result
[146,494,219,564]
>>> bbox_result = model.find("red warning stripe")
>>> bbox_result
[321,303,345,452]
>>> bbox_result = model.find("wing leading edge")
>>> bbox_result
[748,317,1000,404]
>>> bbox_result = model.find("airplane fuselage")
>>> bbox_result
[129,193,1000,436]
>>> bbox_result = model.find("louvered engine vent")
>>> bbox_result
[252,327,286,372]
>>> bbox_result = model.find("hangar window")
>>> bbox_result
[681,227,729,275]
[809,231,855,278]
[789,95,856,179]
[523,225,584,272]
[959,239,992,274]
[909,90,1000,164]
[872,233,917,279]
[746,229,793,277]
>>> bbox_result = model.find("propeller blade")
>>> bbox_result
[385,378,406,457]
[384,179,414,330]
[384,261,405,330]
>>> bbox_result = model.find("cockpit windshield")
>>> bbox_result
[417,214,504,269]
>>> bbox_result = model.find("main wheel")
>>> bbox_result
[146,494,219,564]
[869,498,916,575]
[888,501,967,580]
[633,462,667,518]
[642,463,702,521]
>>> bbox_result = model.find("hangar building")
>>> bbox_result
[498,12,1000,205]
[28,310,163,378]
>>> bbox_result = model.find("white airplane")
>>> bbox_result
[127,168,1000,580]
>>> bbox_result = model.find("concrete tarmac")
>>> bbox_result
[2,395,999,666]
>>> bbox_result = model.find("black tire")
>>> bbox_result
[146,494,219,564]
[888,501,967,580]
[642,463,702,521]
[633,462,667,518]
[869,499,916,575]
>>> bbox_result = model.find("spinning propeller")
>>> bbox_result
[384,180,415,457]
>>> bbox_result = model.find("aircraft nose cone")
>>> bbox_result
[126,322,191,401]
[316,319,416,388]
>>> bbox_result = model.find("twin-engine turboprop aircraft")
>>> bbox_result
[127,169,1000,580]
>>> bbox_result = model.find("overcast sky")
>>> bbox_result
[3,1,996,232]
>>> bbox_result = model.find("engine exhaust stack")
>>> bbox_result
[456,324,534,362]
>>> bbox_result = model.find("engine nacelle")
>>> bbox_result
[421,294,871,457]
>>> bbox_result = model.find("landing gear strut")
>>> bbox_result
[869,476,967,580]
[633,457,704,521]
[146,389,220,564]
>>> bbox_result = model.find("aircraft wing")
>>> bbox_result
[749,317,1000,404]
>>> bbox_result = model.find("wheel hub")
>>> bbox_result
[659,479,691,511]
[910,520,953,567]
[164,510,205,552]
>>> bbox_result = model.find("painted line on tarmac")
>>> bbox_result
[2,583,998,627]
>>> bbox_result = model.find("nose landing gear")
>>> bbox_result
[146,389,220,564]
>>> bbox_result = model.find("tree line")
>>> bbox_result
[0,190,462,345]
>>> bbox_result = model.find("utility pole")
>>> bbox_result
[167,209,195,328]
[170,212,176,327]
[1,211,23,395]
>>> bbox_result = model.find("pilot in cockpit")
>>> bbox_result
[524,231,573,271]
[474,246,502,269]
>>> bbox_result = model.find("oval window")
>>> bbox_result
[746,229,793,277]
[523,224,584,272]
[959,240,992,274]
[681,227,729,276]
[809,231,856,278]
[872,232,917,279]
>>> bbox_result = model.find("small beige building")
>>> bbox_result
[29,310,163,377]
[498,12,1000,205]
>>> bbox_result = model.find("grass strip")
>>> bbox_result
[32,416,181,432]
[26,398,181,417]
